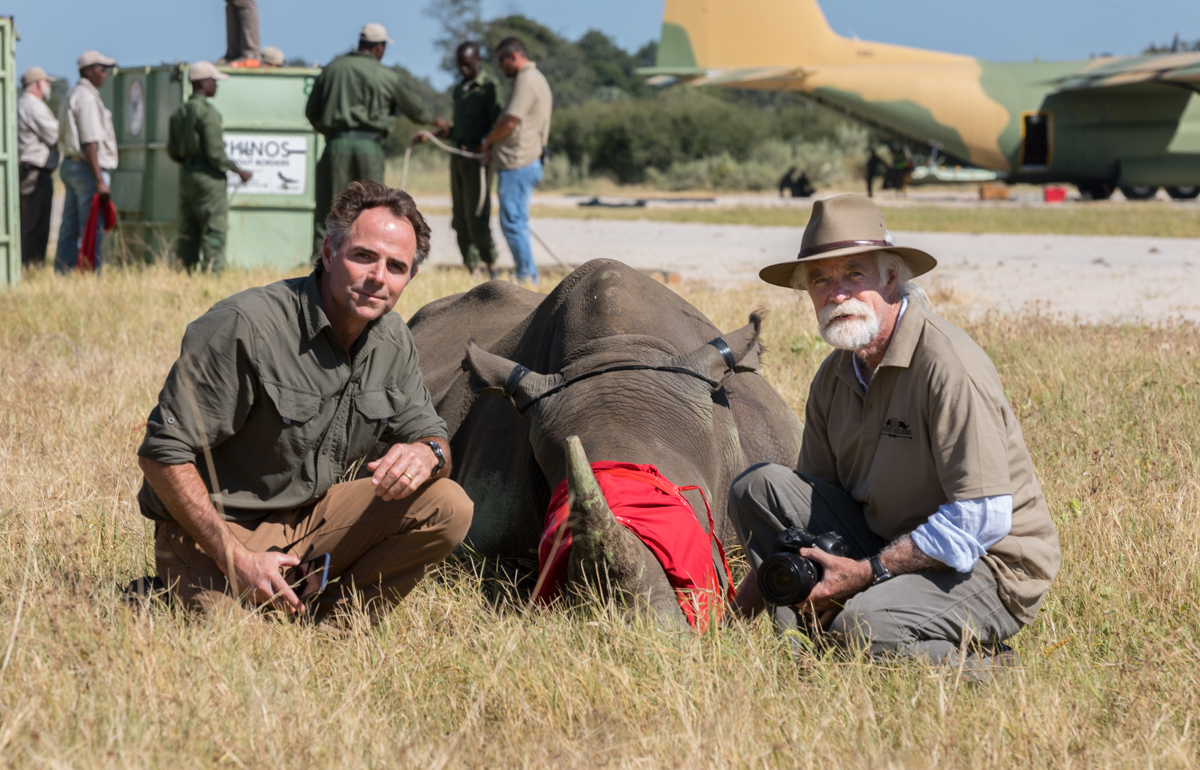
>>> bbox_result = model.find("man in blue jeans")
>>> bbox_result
[56,51,118,273]
[481,37,552,285]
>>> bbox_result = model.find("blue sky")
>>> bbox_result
[10,0,1200,88]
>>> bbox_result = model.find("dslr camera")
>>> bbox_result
[757,527,850,606]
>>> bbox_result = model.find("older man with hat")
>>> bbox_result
[167,61,253,274]
[305,23,449,256]
[17,66,60,268]
[728,194,1060,667]
[56,50,117,273]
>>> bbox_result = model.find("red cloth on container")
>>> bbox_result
[534,461,736,632]
[78,193,117,271]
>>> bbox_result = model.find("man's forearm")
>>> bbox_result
[483,115,519,148]
[83,142,104,183]
[138,457,242,576]
[878,533,948,575]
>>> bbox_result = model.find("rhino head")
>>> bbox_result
[463,313,764,625]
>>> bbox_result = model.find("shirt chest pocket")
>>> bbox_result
[260,380,323,458]
[350,388,409,453]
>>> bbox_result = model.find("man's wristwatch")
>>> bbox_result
[869,555,893,586]
[422,441,446,477]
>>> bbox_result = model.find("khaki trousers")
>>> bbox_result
[155,477,473,622]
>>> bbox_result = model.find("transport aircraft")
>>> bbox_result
[639,0,1200,199]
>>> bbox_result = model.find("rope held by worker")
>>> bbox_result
[402,130,489,216]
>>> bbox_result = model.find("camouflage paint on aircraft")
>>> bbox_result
[640,0,1200,196]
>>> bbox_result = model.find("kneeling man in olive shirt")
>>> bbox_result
[730,194,1059,664]
[137,181,473,621]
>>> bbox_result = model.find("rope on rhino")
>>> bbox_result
[401,130,573,271]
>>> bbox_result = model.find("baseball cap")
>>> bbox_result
[77,50,116,70]
[21,66,57,88]
[260,46,285,66]
[359,23,394,44]
[188,61,230,82]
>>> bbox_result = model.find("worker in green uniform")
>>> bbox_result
[306,22,449,255]
[167,61,252,274]
[416,41,502,277]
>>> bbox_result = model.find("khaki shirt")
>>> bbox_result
[305,51,434,136]
[137,269,449,523]
[17,92,59,168]
[59,79,118,169]
[493,62,552,170]
[167,94,239,176]
[799,301,1060,624]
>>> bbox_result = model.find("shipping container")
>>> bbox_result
[102,62,322,268]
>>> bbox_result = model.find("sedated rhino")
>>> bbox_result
[408,259,802,625]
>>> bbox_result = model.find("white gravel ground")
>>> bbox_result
[422,211,1200,325]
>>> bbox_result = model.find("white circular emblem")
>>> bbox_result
[127,79,145,138]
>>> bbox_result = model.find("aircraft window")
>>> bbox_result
[1022,113,1051,170]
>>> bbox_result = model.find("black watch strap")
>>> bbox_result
[869,555,893,586]
[422,441,446,476]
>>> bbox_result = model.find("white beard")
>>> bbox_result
[817,298,881,351]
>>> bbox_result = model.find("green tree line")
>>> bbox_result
[390,2,867,190]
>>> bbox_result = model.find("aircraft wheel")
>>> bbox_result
[1120,185,1159,201]
[1077,182,1114,201]
[1166,185,1200,200]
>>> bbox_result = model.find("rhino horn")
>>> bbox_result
[667,310,765,387]
[565,435,618,544]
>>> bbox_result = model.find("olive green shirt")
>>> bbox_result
[799,301,1060,624]
[137,269,448,523]
[449,71,502,148]
[167,94,239,175]
[305,51,433,136]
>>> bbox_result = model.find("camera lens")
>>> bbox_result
[757,553,821,606]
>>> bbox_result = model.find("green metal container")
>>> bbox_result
[103,63,323,268]
[0,17,18,288]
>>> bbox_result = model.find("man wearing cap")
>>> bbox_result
[481,36,553,286]
[728,194,1060,666]
[17,66,60,269]
[167,62,253,274]
[416,41,501,277]
[56,51,118,273]
[305,23,449,256]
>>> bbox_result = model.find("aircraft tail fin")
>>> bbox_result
[651,0,844,73]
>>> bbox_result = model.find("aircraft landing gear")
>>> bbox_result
[1120,185,1159,200]
[1077,181,1115,200]
[1166,185,1200,200]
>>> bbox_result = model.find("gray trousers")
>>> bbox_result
[729,463,1022,661]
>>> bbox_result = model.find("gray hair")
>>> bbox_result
[791,250,929,308]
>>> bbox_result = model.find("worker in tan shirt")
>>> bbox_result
[56,50,118,273]
[481,36,552,285]
[729,194,1060,669]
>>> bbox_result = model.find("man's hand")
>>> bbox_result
[411,131,431,145]
[366,442,438,501]
[96,178,111,202]
[237,168,253,183]
[232,546,303,613]
[432,117,450,135]
[799,548,873,628]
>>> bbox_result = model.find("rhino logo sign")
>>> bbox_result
[882,418,913,439]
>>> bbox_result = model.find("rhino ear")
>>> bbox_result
[465,341,565,414]
[667,310,765,388]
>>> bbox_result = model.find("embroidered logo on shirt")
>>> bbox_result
[882,418,913,439]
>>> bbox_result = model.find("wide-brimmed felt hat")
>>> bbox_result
[759,194,937,288]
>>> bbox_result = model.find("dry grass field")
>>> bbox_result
[1,263,1198,768]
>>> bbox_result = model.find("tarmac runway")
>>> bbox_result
[422,212,1200,325]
